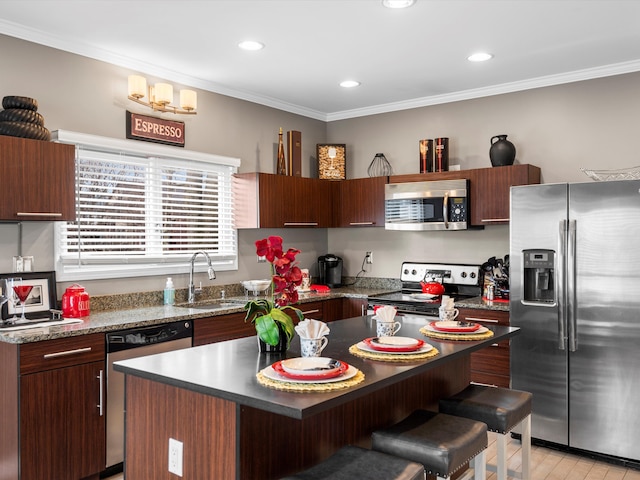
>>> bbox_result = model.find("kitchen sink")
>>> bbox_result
[175,299,246,310]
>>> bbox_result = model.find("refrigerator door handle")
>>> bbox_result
[557,220,567,350]
[567,219,578,352]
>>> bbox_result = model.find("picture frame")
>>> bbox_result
[1,271,57,320]
[317,144,346,180]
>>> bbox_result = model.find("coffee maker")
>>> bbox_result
[318,254,343,287]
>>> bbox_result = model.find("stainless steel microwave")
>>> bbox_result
[385,179,470,231]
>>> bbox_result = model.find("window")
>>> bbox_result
[52,131,240,281]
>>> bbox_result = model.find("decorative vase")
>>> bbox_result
[257,322,289,353]
[489,135,516,167]
[368,153,393,177]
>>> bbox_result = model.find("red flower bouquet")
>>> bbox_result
[244,236,304,348]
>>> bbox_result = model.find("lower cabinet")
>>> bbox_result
[5,333,106,480]
[194,312,255,346]
[457,308,510,388]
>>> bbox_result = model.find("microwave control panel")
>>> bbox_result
[448,197,467,222]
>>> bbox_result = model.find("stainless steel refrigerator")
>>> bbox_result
[510,180,640,463]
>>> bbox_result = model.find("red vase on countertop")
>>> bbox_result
[62,283,90,318]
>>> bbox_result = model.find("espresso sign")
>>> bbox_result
[126,111,185,147]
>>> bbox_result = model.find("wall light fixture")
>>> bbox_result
[127,75,197,115]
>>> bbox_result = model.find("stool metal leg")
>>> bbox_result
[521,414,531,480]
[486,414,532,480]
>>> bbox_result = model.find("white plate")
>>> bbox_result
[280,357,341,376]
[372,336,420,347]
[262,364,359,384]
[409,293,437,300]
[424,324,489,335]
[357,341,433,355]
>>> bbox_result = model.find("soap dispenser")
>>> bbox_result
[164,277,176,305]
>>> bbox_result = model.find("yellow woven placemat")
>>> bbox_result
[349,344,439,362]
[256,369,365,393]
[419,326,494,341]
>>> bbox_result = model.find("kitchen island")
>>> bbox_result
[115,315,518,479]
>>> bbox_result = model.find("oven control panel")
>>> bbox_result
[400,262,481,286]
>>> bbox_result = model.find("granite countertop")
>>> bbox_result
[455,296,510,312]
[0,286,393,345]
[0,285,509,344]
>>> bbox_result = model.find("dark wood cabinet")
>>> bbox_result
[389,164,540,226]
[194,302,326,346]
[194,311,255,346]
[341,297,368,319]
[0,135,76,221]
[457,308,510,388]
[0,333,106,480]
[334,177,386,227]
[471,164,540,225]
[234,173,332,228]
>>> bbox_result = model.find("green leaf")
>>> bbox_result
[254,314,279,346]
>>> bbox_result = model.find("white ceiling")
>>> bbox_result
[1,0,640,121]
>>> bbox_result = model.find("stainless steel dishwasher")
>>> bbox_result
[105,320,193,469]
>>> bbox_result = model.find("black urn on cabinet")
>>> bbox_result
[318,254,343,287]
[489,134,516,167]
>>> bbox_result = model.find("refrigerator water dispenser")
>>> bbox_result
[523,249,555,303]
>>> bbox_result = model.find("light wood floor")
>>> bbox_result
[105,432,640,479]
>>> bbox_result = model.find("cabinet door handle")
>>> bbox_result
[283,222,318,226]
[464,317,499,323]
[480,218,509,223]
[43,346,92,359]
[301,309,321,315]
[349,222,375,226]
[97,369,104,416]
[17,212,63,217]
[490,343,500,347]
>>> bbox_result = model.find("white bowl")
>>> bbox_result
[280,357,341,375]
[241,279,271,292]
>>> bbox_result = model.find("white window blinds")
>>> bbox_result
[52,131,240,281]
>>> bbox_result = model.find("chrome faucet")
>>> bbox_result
[188,251,216,303]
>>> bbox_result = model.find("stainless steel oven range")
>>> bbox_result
[367,262,482,321]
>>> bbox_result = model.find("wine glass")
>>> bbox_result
[12,279,33,322]
[4,277,22,324]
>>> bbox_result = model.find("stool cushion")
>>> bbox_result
[371,410,487,477]
[280,445,424,480]
[439,384,533,434]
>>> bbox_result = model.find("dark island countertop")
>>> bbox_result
[114,314,518,419]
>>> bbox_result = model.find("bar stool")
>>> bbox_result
[371,410,488,480]
[439,384,532,480]
[280,445,425,480]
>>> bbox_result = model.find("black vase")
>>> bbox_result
[257,323,289,354]
[489,135,516,167]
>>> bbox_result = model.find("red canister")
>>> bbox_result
[62,284,90,318]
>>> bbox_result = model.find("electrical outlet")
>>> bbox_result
[257,255,266,263]
[365,251,373,264]
[168,438,183,476]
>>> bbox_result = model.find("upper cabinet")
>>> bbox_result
[390,164,540,226]
[334,176,386,228]
[0,135,76,221]
[234,173,332,228]
[471,164,540,225]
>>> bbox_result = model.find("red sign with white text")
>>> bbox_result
[126,111,185,147]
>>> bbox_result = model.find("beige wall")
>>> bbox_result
[1,33,639,296]
[326,73,640,279]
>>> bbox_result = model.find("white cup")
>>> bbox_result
[376,319,401,337]
[300,337,328,357]
[439,307,459,321]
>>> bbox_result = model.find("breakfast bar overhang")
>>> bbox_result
[114,316,518,479]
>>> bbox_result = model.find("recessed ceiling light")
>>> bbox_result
[340,80,361,88]
[382,0,416,8]
[238,40,265,51]
[467,52,493,62]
